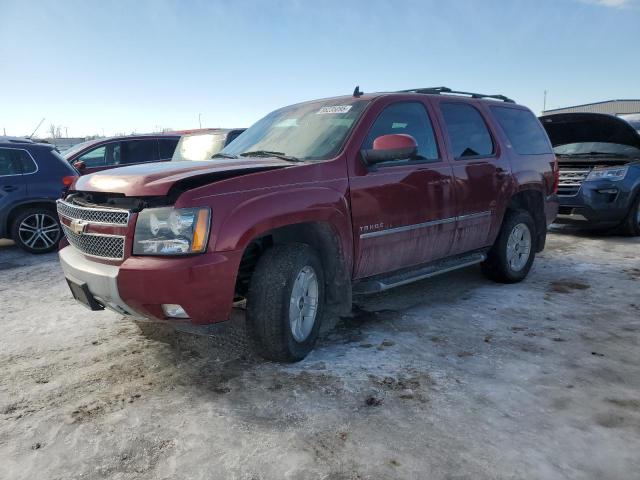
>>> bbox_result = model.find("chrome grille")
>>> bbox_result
[558,168,591,196]
[57,200,129,225]
[62,225,125,260]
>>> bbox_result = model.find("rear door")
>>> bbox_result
[0,148,28,223]
[348,99,456,278]
[435,100,512,255]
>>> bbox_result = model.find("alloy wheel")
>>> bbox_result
[18,213,60,251]
[506,222,532,272]
[288,265,319,342]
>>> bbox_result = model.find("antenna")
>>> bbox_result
[28,118,45,139]
[353,85,363,98]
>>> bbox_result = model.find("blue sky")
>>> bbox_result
[1,0,638,137]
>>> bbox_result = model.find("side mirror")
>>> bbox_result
[361,134,418,164]
[74,160,86,173]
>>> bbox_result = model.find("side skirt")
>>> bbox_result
[352,250,488,295]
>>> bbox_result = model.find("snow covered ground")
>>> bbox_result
[1,230,639,480]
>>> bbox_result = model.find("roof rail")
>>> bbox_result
[0,136,35,144]
[398,86,515,103]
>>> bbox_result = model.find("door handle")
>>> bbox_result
[1,185,19,192]
[495,168,508,177]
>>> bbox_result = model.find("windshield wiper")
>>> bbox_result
[240,150,303,162]
[211,152,238,159]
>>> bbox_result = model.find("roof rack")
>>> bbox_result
[398,86,515,103]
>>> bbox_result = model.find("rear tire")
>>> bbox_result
[481,209,536,284]
[620,193,640,237]
[246,243,325,362]
[11,207,61,254]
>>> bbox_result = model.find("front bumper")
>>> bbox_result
[554,180,634,227]
[59,246,242,324]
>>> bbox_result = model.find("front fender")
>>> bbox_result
[213,185,353,264]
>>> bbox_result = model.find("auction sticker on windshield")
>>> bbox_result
[317,105,352,114]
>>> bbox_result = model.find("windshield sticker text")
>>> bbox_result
[316,105,352,115]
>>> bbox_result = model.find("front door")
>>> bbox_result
[74,142,120,175]
[348,99,456,279]
[435,100,512,255]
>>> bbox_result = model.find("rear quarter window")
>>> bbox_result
[490,106,552,155]
[17,150,37,173]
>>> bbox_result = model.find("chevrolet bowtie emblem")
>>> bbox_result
[70,219,89,235]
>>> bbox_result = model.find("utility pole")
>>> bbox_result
[198,113,202,129]
[543,90,548,113]
[65,127,68,138]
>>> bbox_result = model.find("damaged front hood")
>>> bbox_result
[540,113,640,150]
[74,158,292,196]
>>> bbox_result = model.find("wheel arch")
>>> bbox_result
[506,188,546,252]
[4,199,58,237]
[236,221,352,317]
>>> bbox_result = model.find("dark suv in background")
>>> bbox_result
[540,113,640,235]
[64,134,180,175]
[1,137,78,253]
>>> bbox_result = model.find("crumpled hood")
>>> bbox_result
[539,113,640,149]
[73,158,292,196]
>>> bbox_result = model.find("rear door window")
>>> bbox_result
[0,148,23,175]
[440,103,494,159]
[491,106,552,155]
[158,138,179,159]
[363,102,439,162]
[121,140,158,164]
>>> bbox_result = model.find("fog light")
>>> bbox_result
[162,304,189,319]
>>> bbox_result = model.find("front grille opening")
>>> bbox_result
[57,200,129,225]
[62,225,125,260]
[558,166,592,196]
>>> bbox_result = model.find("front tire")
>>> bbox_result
[481,209,536,284]
[246,243,325,362]
[620,193,640,237]
[11,208,61,254]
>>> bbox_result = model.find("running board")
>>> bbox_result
[352,252,487,294]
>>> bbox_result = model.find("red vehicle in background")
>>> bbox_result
[63,134,181,175]
[57,87,558,362]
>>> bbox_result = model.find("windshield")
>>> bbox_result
[554,142,640,157]
[172,133,227,161]
[220,99,369,161]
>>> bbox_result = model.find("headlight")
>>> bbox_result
[586,166,628,182]
[133,207,210,255]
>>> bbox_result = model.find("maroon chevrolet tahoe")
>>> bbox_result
[57,87,559,362]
